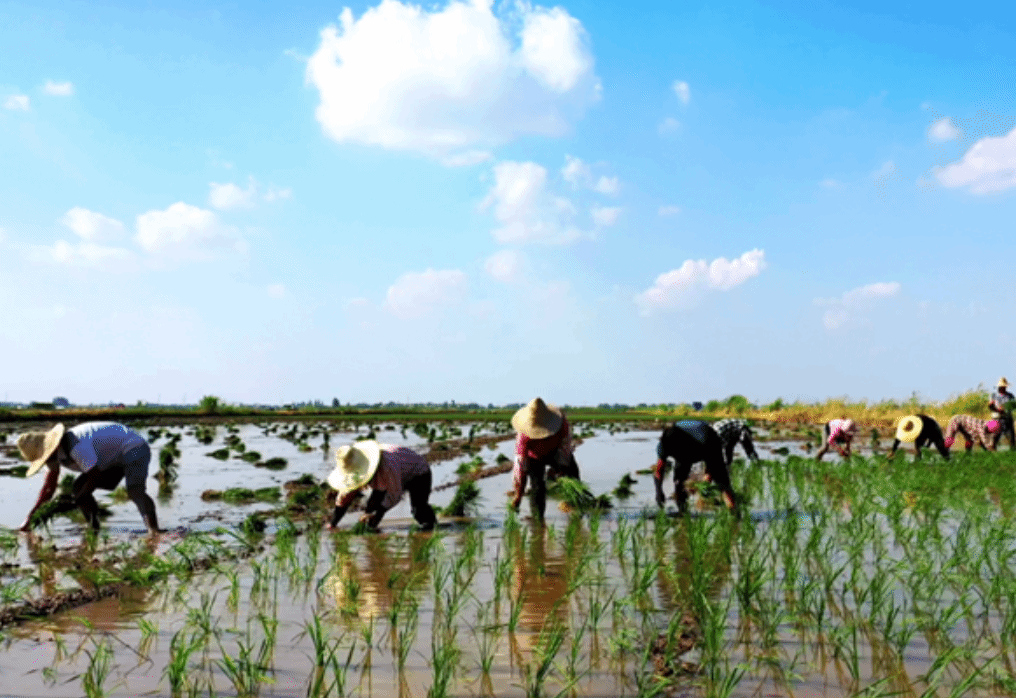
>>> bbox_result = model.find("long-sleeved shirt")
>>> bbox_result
[990,390,1014,418]
[336,445,430,511]
[58,422,147,474]
[512,415,573,494]
[711,418,759,463]
[944,415,998,450]
[826,419,856,445]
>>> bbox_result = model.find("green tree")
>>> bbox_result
[198,395,221,414]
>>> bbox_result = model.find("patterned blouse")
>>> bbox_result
[512,415,573,494]
[336,445,430,511]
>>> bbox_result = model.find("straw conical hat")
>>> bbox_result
[17,424,66,477]
[895,415,921,444]
[999,377,1010,389]
[511,398,563,439]
[327,440,382,494]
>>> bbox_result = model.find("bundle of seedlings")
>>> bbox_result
[254,457,288,471]
[547,477,612,513]
[441,481,482,517]
[29,475,111,530]
[201,487,281,504]
[613,473,638,499]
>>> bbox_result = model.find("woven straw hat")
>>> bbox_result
[511,398,563,439]
[17,424,65,478]
[327,440,382,494]
[999,377,1010,389]
[896,415,922,444]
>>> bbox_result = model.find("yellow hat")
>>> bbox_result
[895,415,922,444]
[327,440,382,494]
[999,377,1009,389]
[511,398,563,439]
[17,424,66,477]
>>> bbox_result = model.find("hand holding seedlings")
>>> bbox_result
[814,418,856,461]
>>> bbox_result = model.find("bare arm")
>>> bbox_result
[20,462,60,531]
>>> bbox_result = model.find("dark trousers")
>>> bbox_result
[1000,414,1015,450]
[407,471,436,529]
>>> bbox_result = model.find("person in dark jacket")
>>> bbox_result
[886,415,950,460]
[654,420,738,513]
[711,418,760,466]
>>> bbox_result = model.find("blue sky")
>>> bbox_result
[2,0,1015,406]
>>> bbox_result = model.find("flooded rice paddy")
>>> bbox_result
[1,420,1016,697]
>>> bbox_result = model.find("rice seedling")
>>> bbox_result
[206,448,230,460]
[442,481,482,517]
[239,450,263,463]
[201,487,281,504]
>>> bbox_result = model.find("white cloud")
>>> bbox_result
[135,202,242,259]
[4,94,30,111]
[481,160,580,245]
[383,268,468,319]
[672,80,690,105]
[658,117,680,135]
[32,240,134,267]
[484,249,524,282]
[267,283,287,298]
[820,178,841,188]
[658,205,681,216]
[928,117,959,142]
[561,155,619,194]
[591,205,621,227]
[636,249,767,314]
[814,281,901,330]
[440,150,493,167]
[209,178,292,209]
[305,0,600,161]
[60,207,125,242]
[43,81,74,96]
[934,126,1016,194]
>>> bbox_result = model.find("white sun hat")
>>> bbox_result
[511,397,564,440]
[327,440,382,494]
[17,424,66,478]
[895,415,922,444]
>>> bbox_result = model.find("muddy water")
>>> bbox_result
[0,422,1004,698]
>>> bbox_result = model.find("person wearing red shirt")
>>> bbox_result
[509,397,580,519]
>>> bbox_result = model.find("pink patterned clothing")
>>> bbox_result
[512,415,573,495]
[944,415,998,450]
[336,445,430,511]
[827,419,857,445]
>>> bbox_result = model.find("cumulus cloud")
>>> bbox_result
[4,94,30,111]
[591,205,620,227]
[135,202,243,260]
[43,81,74,96]
[209,180,257,210]
[635,249,766,314]
[440,150,493,167]
[928,117,959,142]
[934,126,1016,194]
[60,208,125,242]
[560,155,619,194]
[484,248,524,282]
[658,205,681,216]
[814,281,901,330]
[672,80,690,105]
[305,0,600,161]
[267,283,287,298]
[482,160,580,245]
[383,268,468,319]
[209,178,292,209]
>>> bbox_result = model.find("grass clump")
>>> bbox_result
[206,449,230,460]
[201,487,281,504]
[239,451,262,463]
[256,457,288,470]
[613,473,638,499]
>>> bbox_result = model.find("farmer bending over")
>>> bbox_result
[510,397,580,520]
[990,377,1015,449]
[327,441,436,531]
[711,418,760,467]
[814,418,857,461]
[18,422,160,533]
[943,415,1000,453]
[886,415,950,460]
[654,420,738,513]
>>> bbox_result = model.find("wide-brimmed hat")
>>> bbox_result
[511,398,563,439]
[896,415,922,444]
[999,377,1010,389]
[17,424,66,478]
[327,440,382,494]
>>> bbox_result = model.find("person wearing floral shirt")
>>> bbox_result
[814,418,857,461]
[943,415,1000,452]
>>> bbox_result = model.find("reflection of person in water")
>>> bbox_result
[327,534,430,620]
[509,521,570,652]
